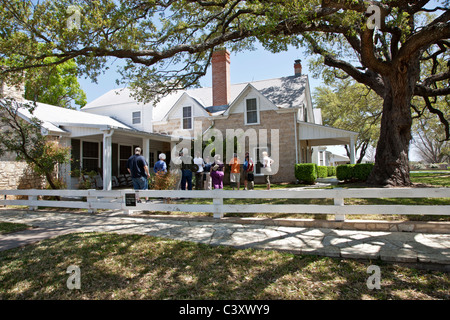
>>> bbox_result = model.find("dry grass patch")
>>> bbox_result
[0,232,448,300]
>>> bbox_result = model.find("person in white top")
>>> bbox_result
[262,151,274,190]
[193,151,205,190]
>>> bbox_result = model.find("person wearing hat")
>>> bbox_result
[126,147,150,202]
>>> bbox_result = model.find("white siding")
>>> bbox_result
[228,87,276,115]
[83,102,153,133]
[165,94,210,131]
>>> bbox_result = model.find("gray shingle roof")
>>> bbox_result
[84,74,309,121]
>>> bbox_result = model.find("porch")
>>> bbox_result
[297,121,359,165]
[61,127,174,190]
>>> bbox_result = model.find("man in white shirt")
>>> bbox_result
[193,151,205,190]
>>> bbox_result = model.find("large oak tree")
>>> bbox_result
[1,0,449,186]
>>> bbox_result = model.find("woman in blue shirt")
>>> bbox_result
[154,153,167,173]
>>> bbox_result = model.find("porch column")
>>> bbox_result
[58,136,71,188]
[103,129,114,190]
[143,138,150,166]
[349,137,356,164]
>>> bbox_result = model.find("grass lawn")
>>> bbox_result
[410,171,450,187]
[0,222,31,235]
[0,232,448,300]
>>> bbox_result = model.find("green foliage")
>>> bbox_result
[336,164,374,182]
[327,166,336,177]
[295,163,317,184]
[317,165,328,178]
[0,99,71,189]
[336,164,355,181]
[353,163,375,181]
[24,58,87,108]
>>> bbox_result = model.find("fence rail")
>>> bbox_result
[0,188,449,221]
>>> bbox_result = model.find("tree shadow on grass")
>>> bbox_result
[0,232,448,300]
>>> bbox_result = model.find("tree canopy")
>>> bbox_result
[24,58,87,108]
[1,0,449,186]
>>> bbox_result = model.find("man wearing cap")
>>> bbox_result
[126,147,150,199]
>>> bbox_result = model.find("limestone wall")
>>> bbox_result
[0,160,46,191]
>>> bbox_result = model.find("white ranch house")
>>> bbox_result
[1,50,358,190]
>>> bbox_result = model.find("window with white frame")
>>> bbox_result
[245,98,258,124]
[132,111,141,124]
[182,106,192,129]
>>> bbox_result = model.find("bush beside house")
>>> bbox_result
[336,163,375,182]
[295,164,317,184]
[317,166,328,178]
[295,164,338,184]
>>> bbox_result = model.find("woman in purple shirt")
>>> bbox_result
[210,154,224,189]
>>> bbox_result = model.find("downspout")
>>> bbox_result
[294,112,298,164]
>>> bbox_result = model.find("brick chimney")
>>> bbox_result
[212,49,230,106]
[294,59,302,76]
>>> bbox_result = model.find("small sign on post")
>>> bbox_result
[125,193,137,207]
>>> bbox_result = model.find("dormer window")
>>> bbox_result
[245,98,259,125]
[132,111,141,124]
[182,106,192,129]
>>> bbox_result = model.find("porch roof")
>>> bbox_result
[16,100,173,142]
[298,121,358,146]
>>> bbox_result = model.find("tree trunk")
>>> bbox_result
[368,65,418,186]
[45,172,58,190]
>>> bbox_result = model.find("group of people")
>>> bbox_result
[126,147,275,195]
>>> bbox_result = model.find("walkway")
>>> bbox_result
[0,209,449,270]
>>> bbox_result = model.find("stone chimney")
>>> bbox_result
[212,48,230,106]
[294,59,302,76]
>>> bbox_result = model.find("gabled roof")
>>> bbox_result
[83,75,310,120]
[82,87,139,109]
[183,75,309,113]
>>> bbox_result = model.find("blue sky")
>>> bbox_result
[77,44,320,104]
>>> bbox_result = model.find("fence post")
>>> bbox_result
[28,195,38,211]
[213,197,224,219]
[87,189,98,214]
[334,188,345,222]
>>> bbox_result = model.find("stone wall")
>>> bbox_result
[0,160,46,191]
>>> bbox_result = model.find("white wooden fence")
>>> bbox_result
[0,188,449,221]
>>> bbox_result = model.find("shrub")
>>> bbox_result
[295,163,317,184]
[317,166,328,178]
[336,164,354,181]
[327,166,336,177]
[353,163,374,181]
[148,171,178,190]
[336,163,375,182]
